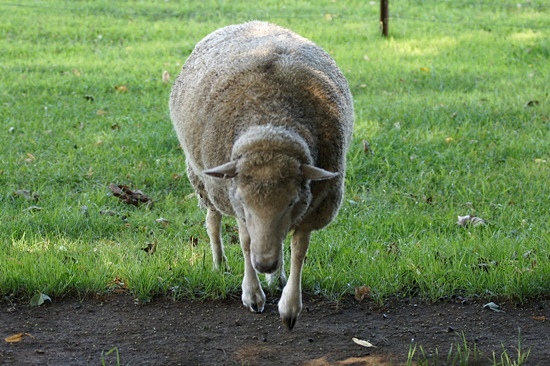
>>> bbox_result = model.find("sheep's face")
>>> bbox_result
[204,158,338,274]
[235,174,304,274]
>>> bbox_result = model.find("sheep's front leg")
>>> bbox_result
[238,219,266,313]
[278,229,311,330]
[206,209,229,271]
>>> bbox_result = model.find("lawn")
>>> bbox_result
[1,0,549,305]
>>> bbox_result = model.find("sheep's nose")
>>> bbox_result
[253,259,279,274]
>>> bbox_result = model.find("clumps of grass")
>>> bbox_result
[407,330,531,366]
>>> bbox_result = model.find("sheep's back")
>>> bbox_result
[170,21,353,169]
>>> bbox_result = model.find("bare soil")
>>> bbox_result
[1,293,549,365]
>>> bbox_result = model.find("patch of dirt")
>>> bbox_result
[1,293,549,365]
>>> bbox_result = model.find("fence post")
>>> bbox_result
[380,0,389,36]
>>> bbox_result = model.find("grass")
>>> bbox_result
[406,330,532,366]
[0,0,549,307]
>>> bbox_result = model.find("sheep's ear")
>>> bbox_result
[203,161,238,179]
[301,165,339,181]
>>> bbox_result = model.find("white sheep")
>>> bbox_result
[169,21,354,329]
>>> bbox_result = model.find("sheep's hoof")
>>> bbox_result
[250,302,264,313]
[281,315,297,330]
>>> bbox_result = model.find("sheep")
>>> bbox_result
[169,21,354,329]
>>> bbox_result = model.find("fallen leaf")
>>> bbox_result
[72,69,81,76]
[387,242,400,256]
[108,183,154,207]
[324,13,333,21]
[457,215,486,227]
[30,292,51,307]
[96,109,107,116]
[24,153,35,162]
[142,241,157,255]
[99,209,118,216]
[84,167,94,178]
[172,173,182,180]
[189,236,199,247]
[155,217,170,226]
[114,85,128,92]
[352,337,376,348]
[534,158,547,163]
[354,286,371,301]
[524,100,539,107]
[420,67,430,72]
[362,140,372,154]
[4,333,34,343]
[483,302,504,312]
[162,70,171,83]
[111,276,128,290]
[445,137,454,143]
[532,315,547,322]
[13,190,40,201]
[23,206,43,212]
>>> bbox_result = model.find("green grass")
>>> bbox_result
[407,330,532,366]
[0,0,549,304]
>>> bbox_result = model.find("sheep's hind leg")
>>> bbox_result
[206,209,229,271]
[238,219,266,313]
[266,251,287,289]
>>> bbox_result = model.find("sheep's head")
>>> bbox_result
[204,153,337,274]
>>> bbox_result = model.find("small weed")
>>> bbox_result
[492,329,532,366]
[101,347,120,366]
[408,330,531,366]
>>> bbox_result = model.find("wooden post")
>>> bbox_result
[380,0,389,37]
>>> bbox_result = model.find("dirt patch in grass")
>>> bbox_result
[1,294,548,365]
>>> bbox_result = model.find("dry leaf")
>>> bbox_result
[114,85,128,92]
[172,173,182,180]
[524,100,539,107]
[354,286,371,301]
[162,70,171,83]
[532,315,547,322]
[457,215,486,227]
[420,67,430,72]
[4,333,34,343]
[72,69,81,76]
[445,137,454,143]
[483,302,504,312]
[110,276,128,291]
[362,140,372,154]
[108,183,154,207]
[324,13,333,21]
[96,109,107,116]
[24,153,36,162]
[142,241,157,255]
[13,189,40,201]
[23,206,43,212]
[155,217,170,226]
[387,242,400,255]
[352,337,376,348]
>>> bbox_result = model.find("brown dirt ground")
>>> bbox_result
[1,293,549,365]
